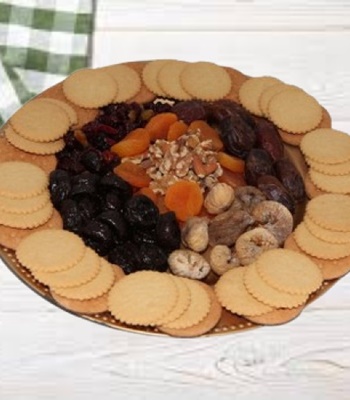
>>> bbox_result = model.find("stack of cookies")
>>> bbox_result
[215,248,323,325]
[300,128,350,197]
[285,194,350,280]
[108,270,222,337]
[16,229,124,314]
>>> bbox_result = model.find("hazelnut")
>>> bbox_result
[204,183,235,214]
[181,217,209,252]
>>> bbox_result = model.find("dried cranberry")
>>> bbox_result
[146,101,173,114]
[172,100,207,124]
[245,148,275,186]
[156,212,181,252]
[124,195,159,228]
[56,155,85,174]
[49,169,71,207]
[63,130,84,151]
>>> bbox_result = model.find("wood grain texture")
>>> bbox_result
[2,1,350,399]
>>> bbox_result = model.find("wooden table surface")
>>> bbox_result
[1,1,350,399]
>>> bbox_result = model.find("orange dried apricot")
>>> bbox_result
[145,112,178,141]
[189,120,223,151]
[164,180,203,222]
[114,161,151,188]
[217,151,245,173]
[111,128,150,157]
[218,168,246,188]
[167,120,188,141]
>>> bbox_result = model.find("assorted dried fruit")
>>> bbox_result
[6,59,343,339]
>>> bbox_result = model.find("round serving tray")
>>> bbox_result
[0,61,341,336]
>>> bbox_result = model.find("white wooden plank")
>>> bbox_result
[92,32,350,124]
[96,0,350,31]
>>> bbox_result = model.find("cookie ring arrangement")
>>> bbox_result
[1,59,349,337]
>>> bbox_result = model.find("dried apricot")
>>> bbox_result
[164,180,203,222]
[111,128,150,157]
[114,161,151,188]
[167,120,188,141]
[217,151,245,173]
[189,120,223,151]
[145,112,178,141]
[218,168,246,188]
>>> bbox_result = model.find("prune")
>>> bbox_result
[108,242,140,274]
[138,243,168,272]
[124,195,159,228]
[56,155,85,174]
[172,100,207,124]
[78,195,101,222]
[133,228,157,246]
[49,169,71,207]
[254,117,284,162]
[60,199,82,233]
[103,190,123,210]
[70,171,99,197]
[275,159,306,202]
[98,210,129,241]
[257,175,295,214]
[245,148,275,186]
[80,148,104,173]
[156,212,181,252]
[82,220,113,256]
[218,115,257,158]
[99,173,132,201]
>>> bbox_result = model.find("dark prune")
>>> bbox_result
[275,159,306,203]
[78,195,101,222]
[102,150,120,169]
[172,100,207,124]
[156,211,181,252]
[108,242,140,274]
[56,155,85,174]
[245,148,275,186]
[218,115,257,159]
[99,173,132,201]
[124,195,159,228]
[257,175,295,214]
[82,220,113,256]
[98,210,129,241]
[49,169,71,207]
[84,237,111,257]
[254,117,284,162]
[80,148,104,173]
[103,190,123,210]
[60,199,82,233]
[132,228,157,246]
[138,243,168,272]
[70,171,99,197]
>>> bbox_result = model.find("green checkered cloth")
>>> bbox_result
[0,0,94,126]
